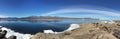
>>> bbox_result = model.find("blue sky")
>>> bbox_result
[0,0,120,19]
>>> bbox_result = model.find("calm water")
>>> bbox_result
[0,20,102,34]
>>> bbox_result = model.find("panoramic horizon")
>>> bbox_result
[0,0,120,20]
[0,0,120,39]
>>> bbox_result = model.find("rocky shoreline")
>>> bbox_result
[0,28,16,39]
[31,20,120,39]
[1,20,120,39]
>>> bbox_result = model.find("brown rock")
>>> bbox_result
[31,33,64,39]
[31,20,120,39]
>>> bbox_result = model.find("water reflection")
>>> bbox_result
[0,20,101,34]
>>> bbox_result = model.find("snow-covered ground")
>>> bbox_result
[43,24,80,34]
[102,20,115,24]
[0,26,32,39]
[65,24,80,31]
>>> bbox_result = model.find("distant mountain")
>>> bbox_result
[0,16,99,21]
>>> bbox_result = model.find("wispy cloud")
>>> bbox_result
[42,8,120,16]
[41,8,120,20]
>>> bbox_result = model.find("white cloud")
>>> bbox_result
[42,8,120,16]
[0,15,8,18]
[41,8,120,20]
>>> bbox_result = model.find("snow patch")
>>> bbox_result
[102,21,115,24]
[0,26,32,39]
[43,24,80,34]
[0,24,80,39]
[44,30,54,34]
[65,24,80,31]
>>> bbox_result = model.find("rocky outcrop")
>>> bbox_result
[0,30,7,39]
[31,20,120,39]
[0,28,16,39]
[31,33,63,39]
[0,30,7,38]
[7,35,16,39]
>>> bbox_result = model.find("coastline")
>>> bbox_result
[0,23,81,39]
[0,20,120,39]
[31,20,120,39]
[0,26,32,39]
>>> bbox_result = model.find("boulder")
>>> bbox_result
[0,30,7,38]
[7,35,16,39]
[117,23,120,26]
[113,29,120,39]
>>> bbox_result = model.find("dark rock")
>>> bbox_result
[0,30,2,32]
[7,35,16,39]
[0,30,7,38]
[117,23,120,26]
[113,29,120,39]
[1,38,7,39]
